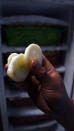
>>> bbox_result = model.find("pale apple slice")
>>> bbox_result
[7,53,29,82]
[8,53,18,65]
[25,44,42,64]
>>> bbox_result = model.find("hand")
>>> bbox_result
[26,55,71,116]
[4,55,71,115]
[5,55,74,130]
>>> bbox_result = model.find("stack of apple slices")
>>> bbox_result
[6,44,42,82]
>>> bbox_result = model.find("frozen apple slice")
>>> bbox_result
[7,54,29,82]
[25,44,42,64]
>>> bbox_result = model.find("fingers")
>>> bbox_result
[28,81,53,114]
[30,60,49,82]
[27,79,40,103]
[36,93,53,114]
[31,75,41,92]
[4,64,8,70]
[42,54,55,72]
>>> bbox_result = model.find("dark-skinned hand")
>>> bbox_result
[25,55,74,130]
[5,55,74,130]
[26,55,70,114]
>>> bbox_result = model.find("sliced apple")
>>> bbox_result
[25,44,42,64]
[8,53,18,65]
[7,53,29,82]
[6,44,42,82]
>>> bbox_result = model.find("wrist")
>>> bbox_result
[53,97,71,118]
[53,98,74,130]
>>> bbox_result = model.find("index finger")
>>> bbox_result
[42,54,56,72]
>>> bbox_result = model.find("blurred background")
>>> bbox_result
[0,1,74,131]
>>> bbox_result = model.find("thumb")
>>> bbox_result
[30,60,49,82]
